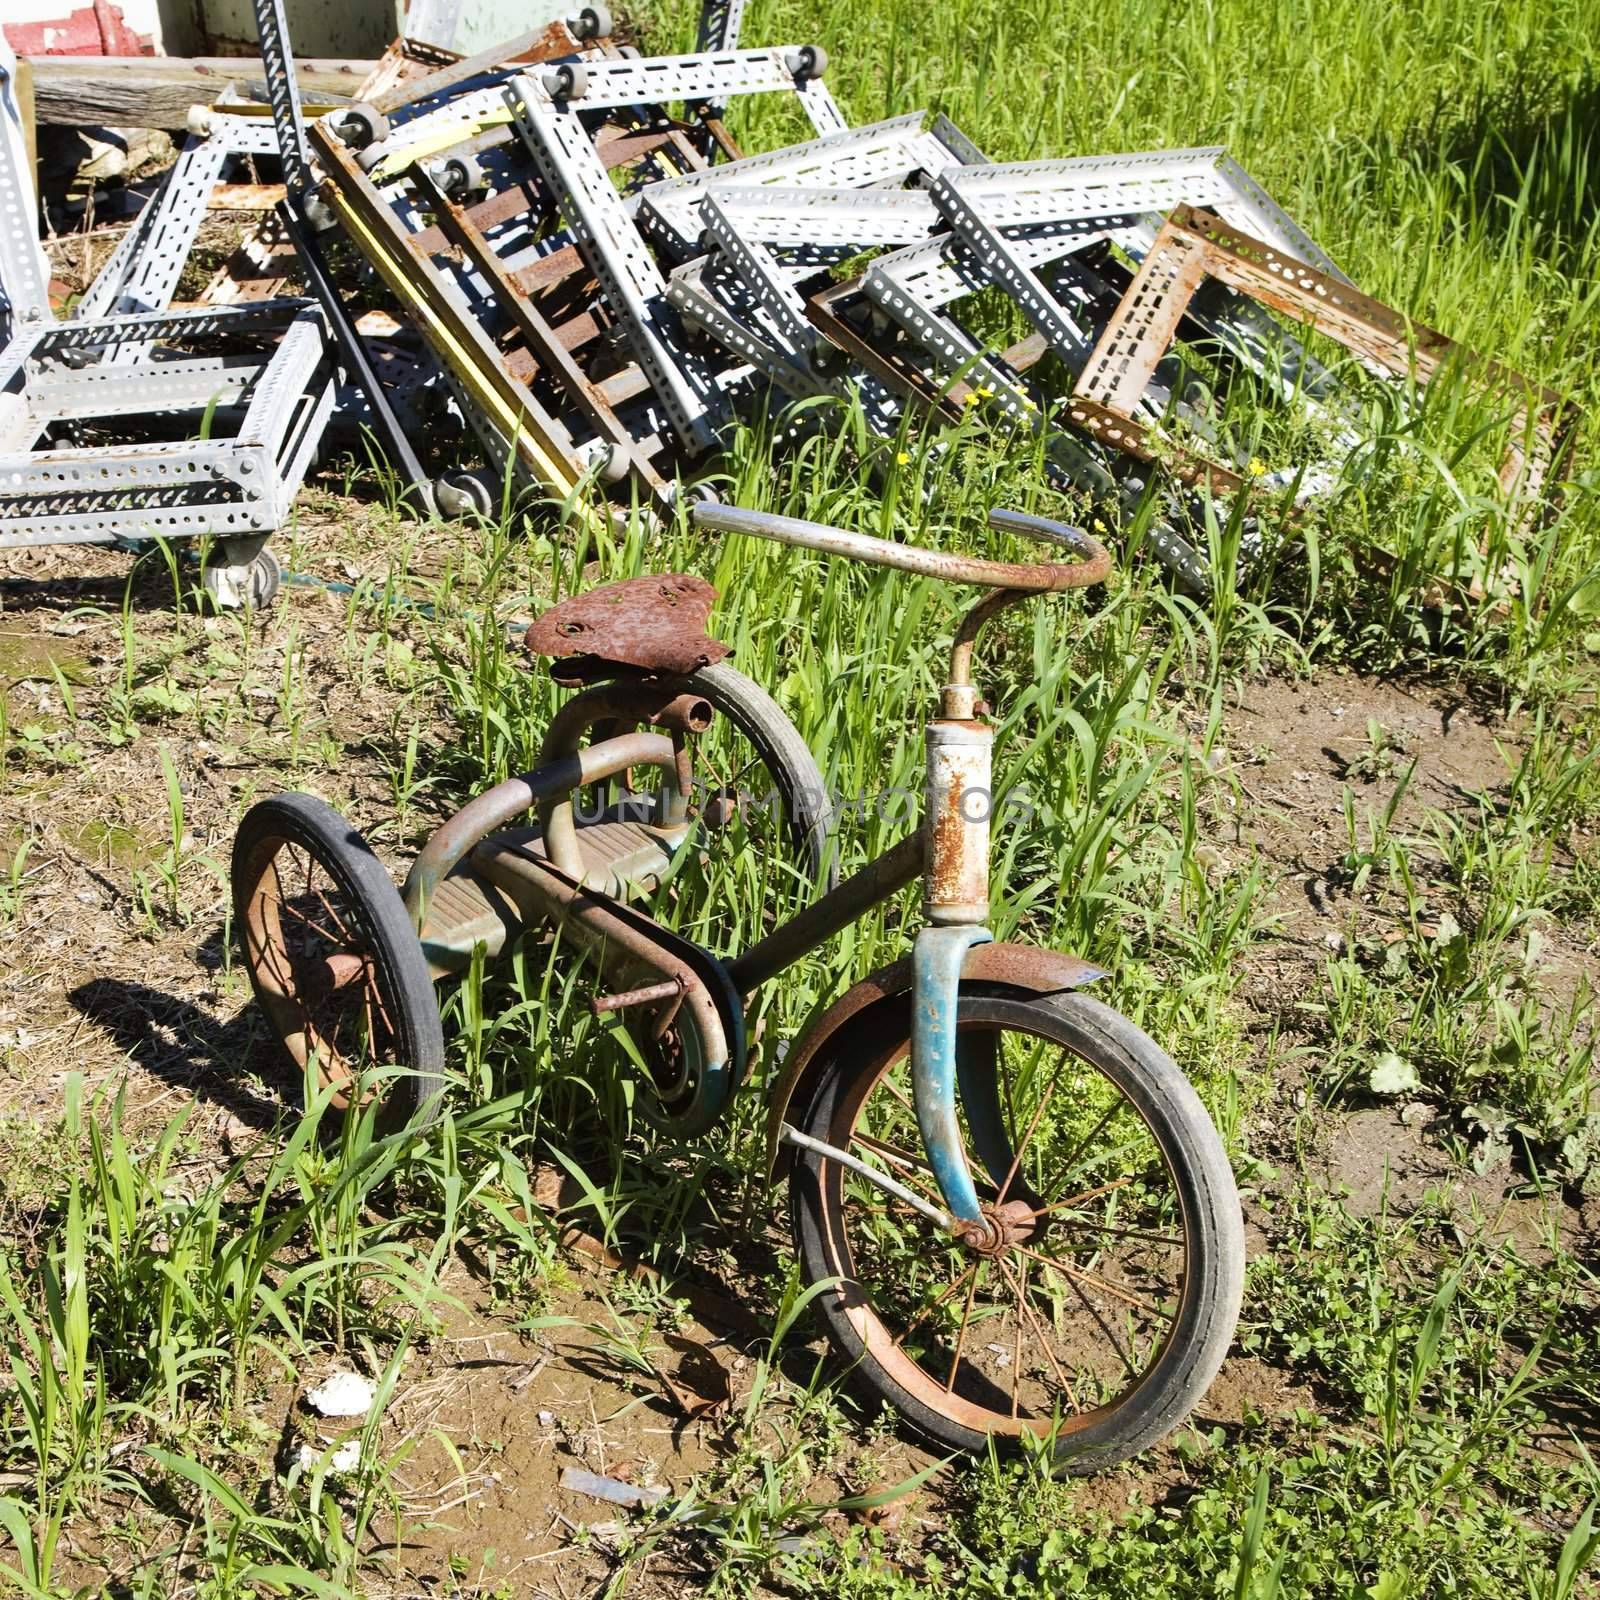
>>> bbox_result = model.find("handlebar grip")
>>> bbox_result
[690,504,1111,592]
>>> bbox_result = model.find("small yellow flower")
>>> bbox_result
[963,391,980,407]
[896,450,910,465]
[1247,457,1268,478]
[978,383,995,398]
[1093,517,1108,532]
[1021,396,1037,411]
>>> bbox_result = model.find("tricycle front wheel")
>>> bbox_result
[789,989,1242,1471]
[233,793,445,1133]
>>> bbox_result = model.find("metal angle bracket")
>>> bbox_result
[310,122,606,521]
[0,33,52,342]
[667,261,823,402]
[637,114,948,259]
[364,45,844,179]
[0,306,337,550]
[81,115,285,328]
[504,75,722,451]
[694,183,943,251]
[927,171,1099,367]
[250,0,316,200]
[697,192,813,355]
[539,47,846,131]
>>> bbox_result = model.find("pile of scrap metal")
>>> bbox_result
[1,0,1577,606]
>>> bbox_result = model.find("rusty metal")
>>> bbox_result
[525,574,732,676]
[401,729,678,926]
[309,118,603,521]
[534,680,719,875]
[473,842,746,1134]
[760,942,1111,1178]
[1071,203,1577,532]
[725,828,926,994]
[923,720,992,925]
[410,161,670,503]
[689,505,1111,594]
[370,18,591,116]
[591,975,688,1015]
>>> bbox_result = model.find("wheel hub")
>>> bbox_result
[957,1198,1037,1256]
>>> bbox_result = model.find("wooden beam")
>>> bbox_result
[24,55,377,128]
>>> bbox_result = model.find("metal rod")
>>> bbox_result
[778,1123,955,1232]
[402,729,677,924]
[275,200,435,508]
[591,976,686,1015]
[726,828,924,994]
[690,504,1110,593]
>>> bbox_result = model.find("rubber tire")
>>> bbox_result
[336,103,389,151]
[679,661,837,893]
[233,793,446,1133]
[790,988,1243,1472]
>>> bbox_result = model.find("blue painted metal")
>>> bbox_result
[955,1027,1010,1194]
[911,924,992,1222]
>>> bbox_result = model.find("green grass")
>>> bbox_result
[0,0,1598,1592]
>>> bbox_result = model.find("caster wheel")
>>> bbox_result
[785,44,828,81]
[573,3,611,39]
[334,102,389,151]
[233,793,445,1132]
[433,153,482,196]
[542,62,588,101]
[203,539,282,610]
[433,470,496,518]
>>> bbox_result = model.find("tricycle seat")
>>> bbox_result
[524,573,731,681]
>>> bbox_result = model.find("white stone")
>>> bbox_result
[305,1371,375,1418]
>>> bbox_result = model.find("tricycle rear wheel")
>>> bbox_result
[233,793,445,1132]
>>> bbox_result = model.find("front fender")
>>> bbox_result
[764,943,1107,1178]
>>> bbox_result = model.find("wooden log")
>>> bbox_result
[24,55,377,129]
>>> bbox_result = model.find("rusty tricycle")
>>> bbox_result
[231,504,1243,1470]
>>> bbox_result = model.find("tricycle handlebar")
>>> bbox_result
[690,504,1111,593]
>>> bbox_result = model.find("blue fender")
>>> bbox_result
[764,942,1108,1180]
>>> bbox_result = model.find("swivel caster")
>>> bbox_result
[203,536,283,610]
[434,471,497,518]
[572,4,611,39]
[431,154,483,196]
[333,102,390,151]
[784,45,828,81]
[542,62,589,101]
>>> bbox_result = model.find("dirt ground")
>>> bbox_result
[2,511,1596,1594]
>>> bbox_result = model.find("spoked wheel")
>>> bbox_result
[790,989,1243,1471]
[589,661,836,901]
[233,793,445,1132]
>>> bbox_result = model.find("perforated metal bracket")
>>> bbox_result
[364,44,845,178]
[535,47,846,132]
[251,0,316,200]
[504,74,721,451]
[1071,203,1578,529]
[696,183,943,251]
[928,171,1100,367]
[80,115,282,324]
[692,0,747,153]
[0,34,52,344]
[637,114,956,259]
[667,258,823,401]
[1,303,336,551]
[698,192,813,355]
[925,152,1347,406]
[918,147,1345,279]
